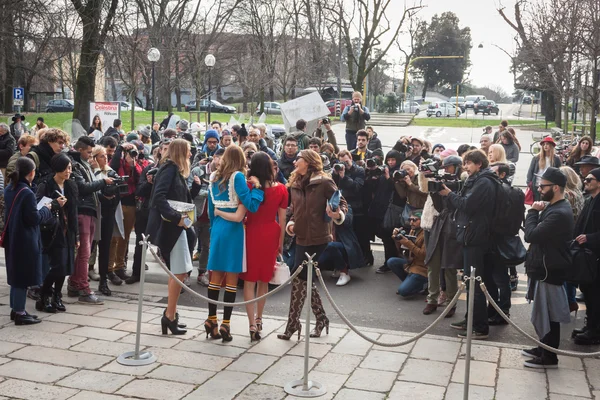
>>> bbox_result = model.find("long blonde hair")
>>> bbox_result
[212,145,246,191]
[166,139,190,178]
[287,149,324,188]
[488,144,508,163]
[538,142,556,170]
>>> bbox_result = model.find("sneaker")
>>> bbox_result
[336,273,351,286]
[523,356,558,369]
[488,315,509,326]
[88,269,100,282]
[114,269,130,281]
[574,330,600,345]
[197,273,209,286]
[193,252,200,261]
[521,347,542,358]
[331,270,340,279]
[457,331,489,340]
[107,272,123,286]
[78,294,104,305]
[423,304,437,315]
[510,275,518,291]
[184,276,192,287]
[437,291,448,306]
[376,265,390,274]
[450,319,467,331]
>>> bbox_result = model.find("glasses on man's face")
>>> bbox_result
[538,183,555,189]
[408,218,419,222]
[584,178,597,183]
[207,140,218,145]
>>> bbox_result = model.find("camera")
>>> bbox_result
[394,230,417,242]
[427,173,463,193]
[393,169,408,181]
[366,158,379,169]
[333,163,345,173]
[365,160,385,178]
[322,117,330,125]
[419,158,441,175]
[128,148,139,159]
[354,104,360,112]
[147,168,159,177]
[103,175,130,196]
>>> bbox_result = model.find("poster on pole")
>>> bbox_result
[89,102,121,133]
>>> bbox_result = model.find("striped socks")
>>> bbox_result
[207,282,220,319]
[223,285,237,322]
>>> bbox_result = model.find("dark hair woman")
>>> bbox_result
[567,136,593,171]
[35,153,78,313]
[89,115,103,134]
[5,157,52,325]
[205,145,264,342]
[146,139,201,335]
[278,149,346,340]
[216,152,288,341]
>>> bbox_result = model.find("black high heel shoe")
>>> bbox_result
[249,325,261,342]
[219,324,233,342]
[163,310,186,329]
[161,315,187,335]
[204,319,221,339]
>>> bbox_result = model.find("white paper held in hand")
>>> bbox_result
[37,196,53,210]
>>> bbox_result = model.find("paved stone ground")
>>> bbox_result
[0,280,599,400]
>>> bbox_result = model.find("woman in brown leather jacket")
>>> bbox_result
[278,149,346,340]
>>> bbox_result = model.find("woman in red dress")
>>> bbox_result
[216,152,288,341]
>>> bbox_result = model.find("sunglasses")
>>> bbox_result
[584,178,597,183]
[408,217,420,222]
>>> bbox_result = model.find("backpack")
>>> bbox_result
[296,133,307,151]
[487,175,525,236]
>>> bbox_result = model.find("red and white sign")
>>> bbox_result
[89,102,121,134]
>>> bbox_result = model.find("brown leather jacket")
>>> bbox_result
[288,173,346,246]
[395,229,426,277]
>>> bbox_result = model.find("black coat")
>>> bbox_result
[334,163,365,215]
[278,153,296,180]
[28,141,58,186]
[447,168,497,247]
[333,207,364,269]
[574,195,600,256]
[69,151,106,217]
[0,133,15,168]
[146,161,200,260]
[525,199,574,285]
[104,126,121,142]
[425,196,464,270]
[526,155,562,201]
[4,180,52,288]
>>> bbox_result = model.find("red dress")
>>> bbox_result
[241,183,289,283]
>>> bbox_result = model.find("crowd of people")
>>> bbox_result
[1,102,598,371]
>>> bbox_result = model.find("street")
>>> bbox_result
[414,102,541,121]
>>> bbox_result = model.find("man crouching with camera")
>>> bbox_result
[388,211,427,297]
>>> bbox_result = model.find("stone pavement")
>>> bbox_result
[0,282,600,400]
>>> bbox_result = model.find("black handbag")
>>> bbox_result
[383,194,404,231]
[567,240,599,284]
[497,235,527,265]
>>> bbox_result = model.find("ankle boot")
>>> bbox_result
[309,284,329,338]
[277,277,307,340]
[36,293,57,313]
[52,292,66,312]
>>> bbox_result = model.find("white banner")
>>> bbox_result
[89,102,121,133]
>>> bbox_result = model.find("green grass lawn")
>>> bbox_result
[412,118,547,128]
[7,111,284,132]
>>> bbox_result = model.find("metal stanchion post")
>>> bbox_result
[284,253,326,398]
[463,266,476,400]
[117,234,157,366]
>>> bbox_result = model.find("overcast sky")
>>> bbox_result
[389,0,519,94]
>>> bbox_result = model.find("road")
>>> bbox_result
[414,102,542,122]
[138,122,595,352]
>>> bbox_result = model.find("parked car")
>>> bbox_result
[186,100,236,113]
[464,95,486,109]
[522,96,532,104]
[448,96,466,112]
[325,99,353,116]
[401,102,421,114]
[255,102,282,115]
[119,101,145,111]
[474,100,499,115]
[45,99,74,113]
[426,102,462,117]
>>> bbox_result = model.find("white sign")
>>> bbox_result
[13,87,24,106]
[279,92,330,133]
[89,102,121,133]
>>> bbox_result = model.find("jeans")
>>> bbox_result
[110,204,135,272]
[564,282,577,304]
[463,246,489,334]
[318,242,348,271]
[10,286,27,312]
[294,244,328,281]
[69,214,95,294]
[483,253,511,318]
[353,215,371,261]
[426,245,458,305]
[98,209,116,281]
[345,130,357,150]
[388,257,428,297]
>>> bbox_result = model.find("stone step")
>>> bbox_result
[368,113,415,127]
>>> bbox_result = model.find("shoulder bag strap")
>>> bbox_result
[2,187,27,235]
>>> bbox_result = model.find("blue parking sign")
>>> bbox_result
[13,88,24,106]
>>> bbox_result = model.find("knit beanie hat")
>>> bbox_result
[440,148,458,158]
[204,129,220,145]
[126,132,139,142]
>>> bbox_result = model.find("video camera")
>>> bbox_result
[427,172,463,193]
[365,158,385,178]
[419,158,442,175]
[394,229,417,242]
[103,175,130,196]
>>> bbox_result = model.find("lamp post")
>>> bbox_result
[147,48,161,127]
[204,54,216,124]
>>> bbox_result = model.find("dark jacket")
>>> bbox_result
[447,168,497,247]
[502,143,520,163]
[36,177,79,249]
[69,151,106,217]
[0,133,16,168]
[368,150,404,220]
[151,130,161,144]
[104,126,121,142]
[110,145,149,206]
[27,141,58,186]
[526,155,562,201]
[341,105,371,132]
[331,206,364,269]
[314,129,340,153]
[368,133,382,151]
[426,196,464,270]
[350,148,373,163]
[278,153,297,180]
[525,199,574,285]
[146,160,199,257]
[136,163,157,211]
[333,163,365,215]
[4,180,52,288]
[574,195,600,256]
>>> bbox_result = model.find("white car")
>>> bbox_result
[464,95,486,109]
[426,102,462,117]
[401,102,421,114]
[119,101,145,111]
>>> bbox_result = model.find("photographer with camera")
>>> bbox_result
[193,129,221,166]
[341,92,371,150]
[394,160,427,221]
[421,155,464,317]
[350,130,373,167]
[408,137,429,165]
[315,118,339,153]
[388,210,427,297]
[108,140,150,282]
[438,149,497,339]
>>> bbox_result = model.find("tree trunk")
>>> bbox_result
[73,40,100,125]
[590,60,599,143]
[554,97,562,128]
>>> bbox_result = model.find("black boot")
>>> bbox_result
[98,280,112,296]
[35,293,57,313]
[52,292,66,312]
[277,277,307,340]
[572,318,588,338]
[574,328,600,345]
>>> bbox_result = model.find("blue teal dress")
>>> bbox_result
[208,171,264,273]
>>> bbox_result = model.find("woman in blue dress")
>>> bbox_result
[206,145,263,342]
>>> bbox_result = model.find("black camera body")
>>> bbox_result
[395,230,417,242]
[103,175,130,196]
[365,164,385,178]
[393,169,408,182]
[128,148,139,158]
[322,117,330,125]
[353,104,360,112]
[333,163,345,173]
[427,173,463,193]
[420,158,441,175]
